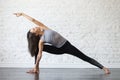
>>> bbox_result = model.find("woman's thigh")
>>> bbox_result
[63,41,91,61]
[43,45,64,54]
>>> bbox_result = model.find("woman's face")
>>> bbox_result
[30,27,37,33]
[30,27,41,35]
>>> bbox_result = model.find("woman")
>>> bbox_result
[14,13,110,74]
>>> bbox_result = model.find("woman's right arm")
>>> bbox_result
[14,13,49,30]
[27,40,44,74]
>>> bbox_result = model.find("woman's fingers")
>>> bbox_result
[27,71,39,74]
[26,69,39,74]
[13,13,17,16]
[13,13,22,17]
[26,70,33,73]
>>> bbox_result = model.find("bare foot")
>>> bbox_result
[103,67,111,74]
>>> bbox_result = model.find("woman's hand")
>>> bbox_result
[13,13,22,17]
[27,67,39,74]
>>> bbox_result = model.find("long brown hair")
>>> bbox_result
[27,30,41,57]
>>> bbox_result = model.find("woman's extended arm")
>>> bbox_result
[14,13,49,30]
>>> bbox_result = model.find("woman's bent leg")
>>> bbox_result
[43,45,64,54]
[35,45,64,64]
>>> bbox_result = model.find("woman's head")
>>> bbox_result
[27,30,41,57]
[30,27,42,35]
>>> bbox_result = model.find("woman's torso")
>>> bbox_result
[40,29,67,48]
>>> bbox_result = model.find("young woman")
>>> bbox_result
[14,13,110,74]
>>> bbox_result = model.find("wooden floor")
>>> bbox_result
[0,68,120,80]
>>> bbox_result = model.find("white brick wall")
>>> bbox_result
[0,0,120,68]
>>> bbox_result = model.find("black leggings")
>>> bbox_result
[35,41,104,69]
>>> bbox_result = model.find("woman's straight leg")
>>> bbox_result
[62,41,104,69]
